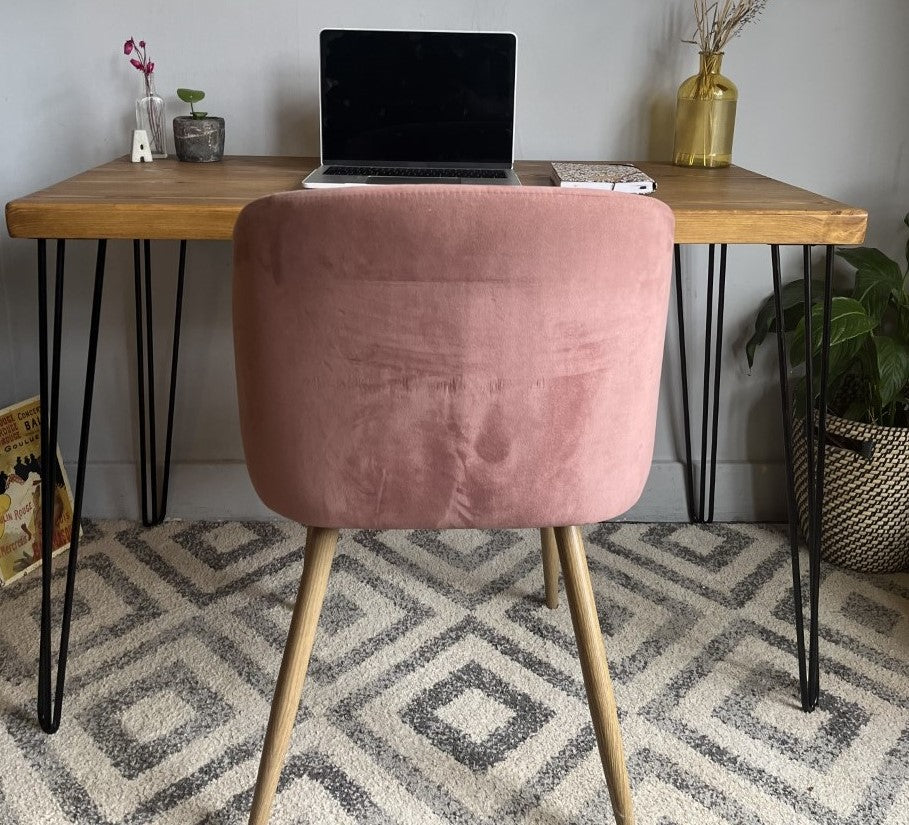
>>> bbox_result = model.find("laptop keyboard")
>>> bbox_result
[325,166,508,179]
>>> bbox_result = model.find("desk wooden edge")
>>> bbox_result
[672,208,868,246]
[7,199,869,245]
[6,200,241,241]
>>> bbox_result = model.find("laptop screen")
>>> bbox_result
[320,30,517,165]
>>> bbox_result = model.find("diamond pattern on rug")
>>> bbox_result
[402,660,554,771]
[711,664,869,770]
[590,521,790,609]
[80,660,235,780]
[840,590,903,635]
[434,685,515,742]
[0,521,906,824]
[328,613,592,822]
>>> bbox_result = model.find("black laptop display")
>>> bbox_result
[304,29,520,187]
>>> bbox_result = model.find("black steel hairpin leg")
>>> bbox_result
[133,239,187,527]
[771,244,833,711]
[674,245,696,521]
[674,243,728,523]
[37,238,107,733]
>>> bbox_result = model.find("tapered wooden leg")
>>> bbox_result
[540,527,560,609]
[249,526,339,825]
[555,525,634,825]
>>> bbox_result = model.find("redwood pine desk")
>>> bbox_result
[5,157,868,730]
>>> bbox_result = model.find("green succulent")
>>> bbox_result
[177,88,208,119]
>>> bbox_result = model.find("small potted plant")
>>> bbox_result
[746,211,909,573]
[172,88,225,162]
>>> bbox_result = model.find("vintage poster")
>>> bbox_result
[0,396,77,586]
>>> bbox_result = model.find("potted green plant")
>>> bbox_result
[746,212,909,572]
[172,88,225,162]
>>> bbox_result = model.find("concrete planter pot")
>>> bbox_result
[173,116,225,162]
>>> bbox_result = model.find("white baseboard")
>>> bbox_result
[67,460,789,523]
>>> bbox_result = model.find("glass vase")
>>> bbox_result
[673,52,737,168]
[136,77,167,158]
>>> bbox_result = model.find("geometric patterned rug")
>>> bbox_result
[0,521,907,824]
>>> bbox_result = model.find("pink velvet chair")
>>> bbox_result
[233,185,674,825]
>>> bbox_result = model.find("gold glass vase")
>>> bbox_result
[673,52,738,168]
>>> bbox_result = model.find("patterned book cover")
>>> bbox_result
[0,397,77,585]
[550,162,656,192]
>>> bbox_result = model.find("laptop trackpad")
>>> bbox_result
[366,176,461,184]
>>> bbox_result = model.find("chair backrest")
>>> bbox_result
[233,186,674,529]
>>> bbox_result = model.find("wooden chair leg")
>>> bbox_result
[554,525,634,825]
[249,526,339,825]
[540,527,560,609]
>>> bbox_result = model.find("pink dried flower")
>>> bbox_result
[123,36,157,98]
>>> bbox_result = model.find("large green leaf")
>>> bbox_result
[744,278,824,368]
[899,304,909,340]
[840,247,904,324]
[839,247,903,320]
[177,88,206,104]
[873,335,909,407]
[853,269,896,323]
[824,334,865,386]
[792,333,866,414]
[838,247,903,286]
[789,297,875,367]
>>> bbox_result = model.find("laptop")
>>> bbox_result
[303,29,520,187]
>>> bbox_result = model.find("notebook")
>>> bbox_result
[550,162,657,194]
[303,29,520,188]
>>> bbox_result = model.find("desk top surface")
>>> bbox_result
[5,156,867,245]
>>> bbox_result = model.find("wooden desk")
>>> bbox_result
[5,157,868,728]
[8,156,866,245]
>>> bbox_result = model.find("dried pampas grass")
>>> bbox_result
[684,0,768,53]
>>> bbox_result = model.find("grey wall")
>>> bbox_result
[2,1,908,521]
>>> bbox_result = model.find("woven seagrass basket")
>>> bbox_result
[793,412,909,573]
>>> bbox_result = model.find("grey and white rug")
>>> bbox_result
[0,522,907,824]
